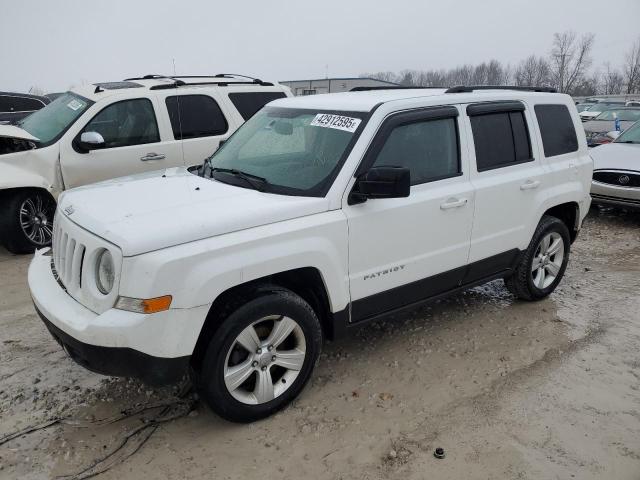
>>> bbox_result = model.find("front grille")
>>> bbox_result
[593,170,640,188]
[53,218,86,293]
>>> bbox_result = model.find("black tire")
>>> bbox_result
[0,189,56,254]
[195,286,322,423]
[505,215,570,301]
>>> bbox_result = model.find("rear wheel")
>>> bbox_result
[0,190,56,254]
[195,287,322,423]
[505,215,570,301]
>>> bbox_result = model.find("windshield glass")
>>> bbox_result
[595,109,640,121]
[205,107,366,196]
[18,92,92,145]
[615,121,640,144]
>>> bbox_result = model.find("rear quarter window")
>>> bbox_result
[228,92,287,120]
[166,95,228,140]
[534,104,579,157]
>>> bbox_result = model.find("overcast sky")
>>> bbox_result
[1,0,639,93]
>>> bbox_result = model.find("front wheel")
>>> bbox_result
[195,287,322,423]
[505,215,570,301]
[0,190,56,254]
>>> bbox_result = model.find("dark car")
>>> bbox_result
[0,92,50,124]
[583,107,640,147]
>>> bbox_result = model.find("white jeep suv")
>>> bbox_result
[28,86,592,422]
[0,74,291,253]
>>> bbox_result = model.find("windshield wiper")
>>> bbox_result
[618,140,639,144]
[210,167,268,192]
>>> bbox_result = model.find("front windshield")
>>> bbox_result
[595,109,640,122]
[588,104,618,111]
[205,107,366,196]
[615,121,640,144]
[18,92,92,145]
[576,104,594,112]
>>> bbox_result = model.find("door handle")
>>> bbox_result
[520,180,541,190]
[440,197,468,210]
[140,153,166,161]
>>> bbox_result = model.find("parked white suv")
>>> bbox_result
[0,74,291,253]
[28,86,592,422]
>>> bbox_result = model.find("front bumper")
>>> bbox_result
[36,306,188,385]
[28,250,201,385]
[591,181,640,211]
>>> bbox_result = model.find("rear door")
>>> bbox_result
[464,101,548,279]
[60,96,183,188]
[162,92,233,168]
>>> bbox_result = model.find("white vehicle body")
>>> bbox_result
[0,75,291,253]
[29,87,592,393]
[590,122,640,210]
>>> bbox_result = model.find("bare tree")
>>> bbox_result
[623,37,640,94]
[515,55,551,86]
[601,62,624,95]
[549,31,595,94]
[28,85,45,96]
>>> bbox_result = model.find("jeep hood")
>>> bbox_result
[590,142,640,172]
[58,168,331,256]
[0,124,39,142]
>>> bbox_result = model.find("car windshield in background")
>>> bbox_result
[594,109,640,122]
[205,107,366,196]
[615,121,640,144]
[576,104,595,112]
[18,92,92,145]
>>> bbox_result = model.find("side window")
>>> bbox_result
[83,98,159,148]
[534,104,579,157]
[470,110,532,171]
[228,92,287,121]
[165,95,228,140]
[372,117,460,185]
[14,97,46,111]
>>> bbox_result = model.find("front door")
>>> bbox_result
[344,106,475,322]
[60,97,183,189]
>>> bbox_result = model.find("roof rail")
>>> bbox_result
[350,86,446,92]
[124,74,272,87]
[445,85,557,94]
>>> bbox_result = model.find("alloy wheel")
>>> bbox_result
[223,315,306,405]
[19,194,55,246]
[531,232,564,289]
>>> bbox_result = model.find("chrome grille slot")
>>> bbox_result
[53,230,87,292]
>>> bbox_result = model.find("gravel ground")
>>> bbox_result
[1,207,639,480]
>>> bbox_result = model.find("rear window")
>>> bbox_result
[0,95,45,112]
[166,95,228,140]
[470,110,532,171]
[228,92,287,120]
[534,104,579,157]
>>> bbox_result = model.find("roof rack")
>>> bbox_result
[445,85,557,94]
[122,74,274,90]
[350,86,445,92]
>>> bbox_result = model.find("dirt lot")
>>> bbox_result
[1,208,639,480]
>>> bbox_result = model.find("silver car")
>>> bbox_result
[590,120,640,211]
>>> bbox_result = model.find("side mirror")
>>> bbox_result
[78,131,105,152]
[606,130,621,140]
[349,166,410,205]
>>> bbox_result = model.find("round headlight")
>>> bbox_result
[96,249,115,295]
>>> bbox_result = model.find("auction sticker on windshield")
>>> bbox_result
[310,114,361,133]
[67,99,85,111]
